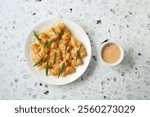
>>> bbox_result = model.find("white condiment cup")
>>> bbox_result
[99,42,124,66]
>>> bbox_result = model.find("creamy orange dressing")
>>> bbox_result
[101,43,121,64]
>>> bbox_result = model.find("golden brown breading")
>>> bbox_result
[31,22,87,77]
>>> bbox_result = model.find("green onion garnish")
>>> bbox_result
[59,30,64,41]
[33,57,43,66]
[33,31,42,44]
[64,45,67,54]
[75,46,81,61]
[58,62,65,78]
[43,39,54,48]
[45,62,49,76]
[53,52,56,65]
[51,28,56,34]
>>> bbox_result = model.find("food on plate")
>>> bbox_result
[31,22,87,77]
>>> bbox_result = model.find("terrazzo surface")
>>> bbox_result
[0,0,150,99]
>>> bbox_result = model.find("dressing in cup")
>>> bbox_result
[100,42,124,66]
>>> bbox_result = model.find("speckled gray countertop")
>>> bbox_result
[0,0,150,100]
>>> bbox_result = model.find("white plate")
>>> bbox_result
[24,17,91,85]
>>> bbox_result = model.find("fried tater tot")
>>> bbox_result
[31,43,41,54]
[62,66,75,76]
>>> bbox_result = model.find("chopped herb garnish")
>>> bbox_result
[59,30,64,41]
[43,39,54,48]
[53,52,56,65]
[33,31,42,44]
[58,62,65,78]
[51,28,56,34]
[46,62,49,76]
[34,57,43,66]
[64,45,67,54]
[75,46,81,61]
